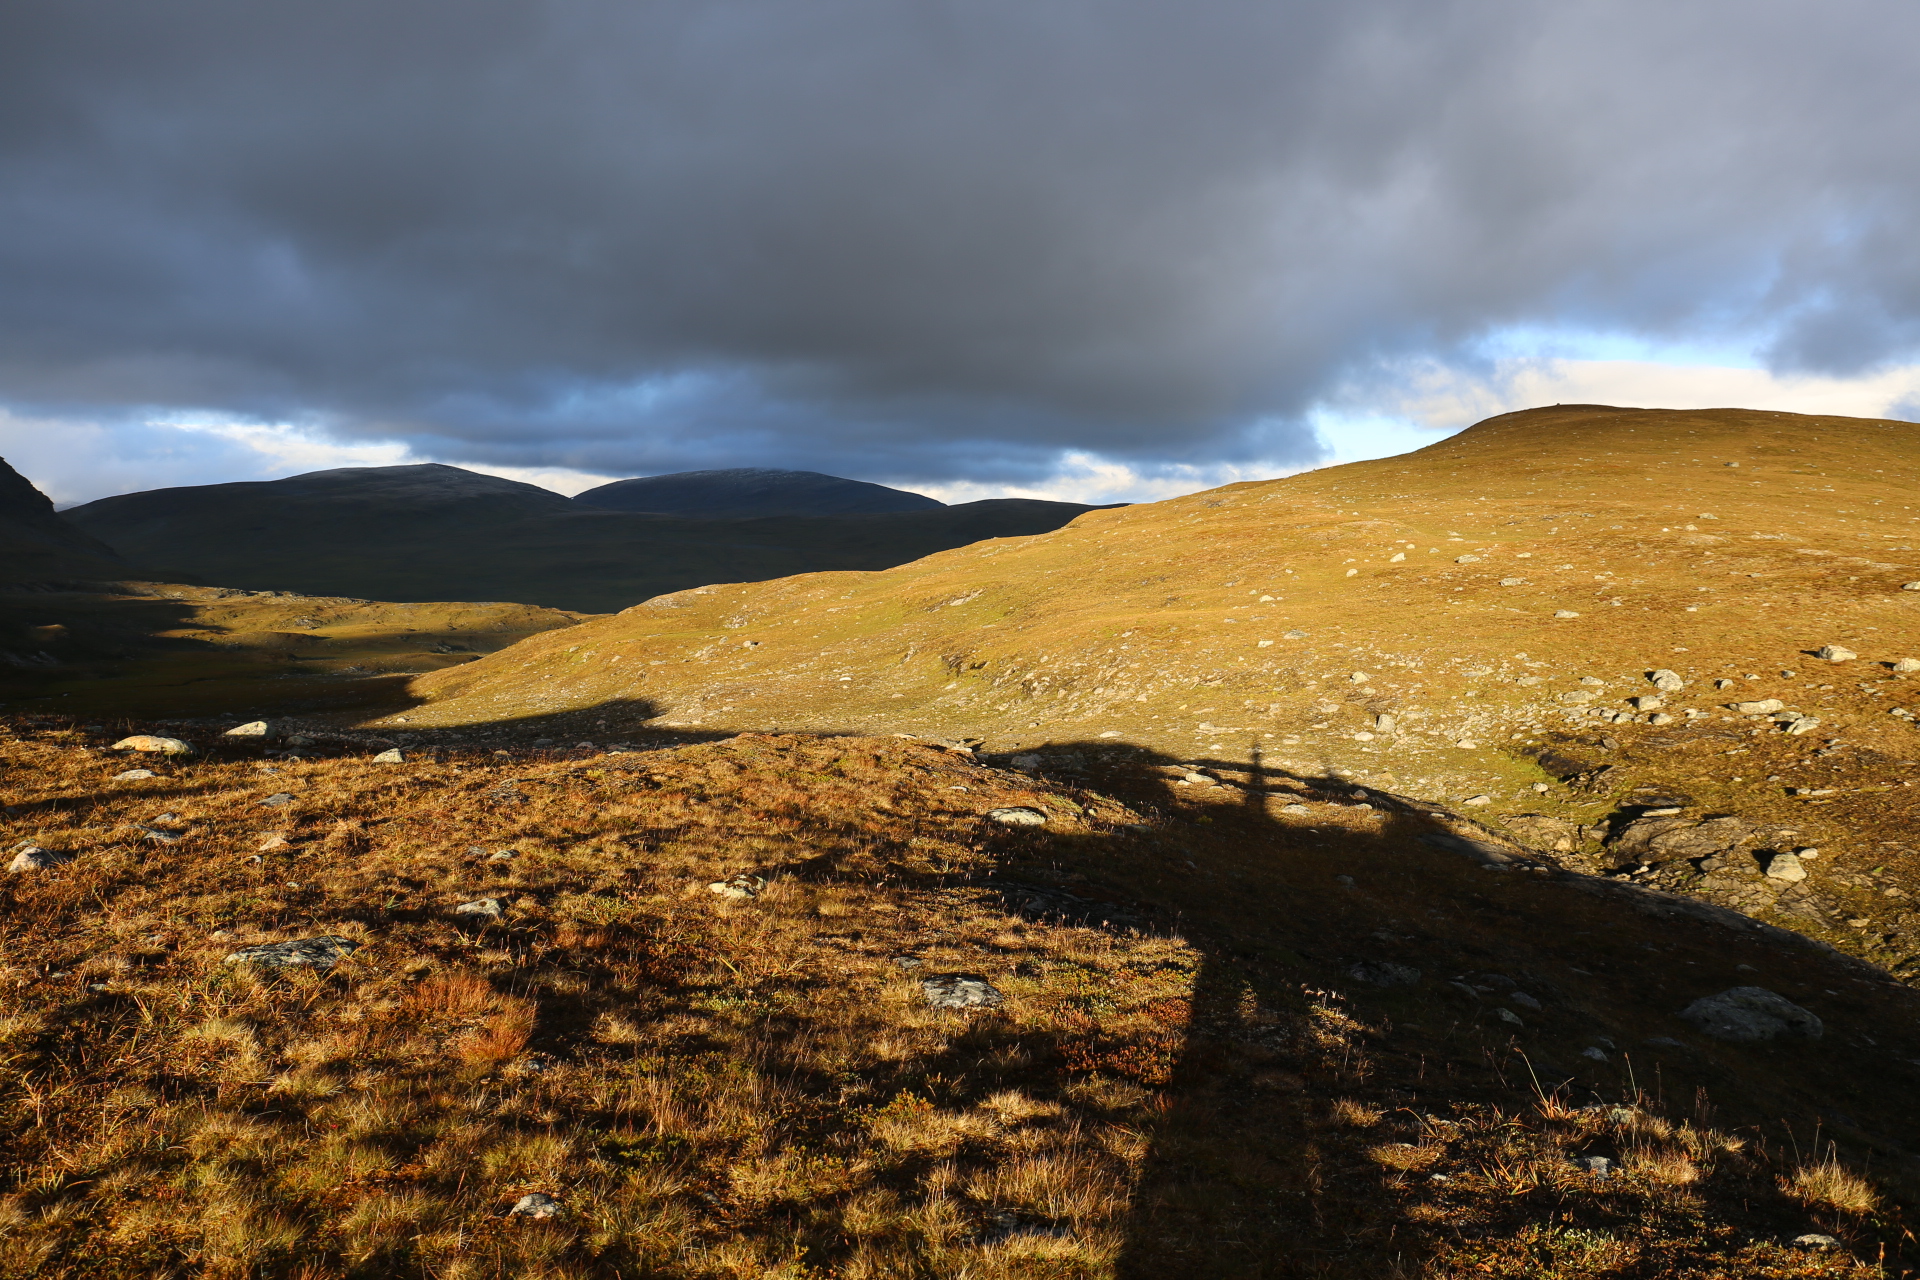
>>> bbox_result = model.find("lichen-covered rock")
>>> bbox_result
[225,936,360,969]
[8,845,70,872]
[112,735,191,755]
[988,806,1048,826]
[922,974,1004,1009]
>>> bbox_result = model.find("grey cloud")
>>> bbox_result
[2,0,1918,487]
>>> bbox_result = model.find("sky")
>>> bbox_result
[5,0,1920,507]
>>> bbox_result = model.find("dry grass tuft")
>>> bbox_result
[1788,1156,1880,1214]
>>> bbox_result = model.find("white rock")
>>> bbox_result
[1581,1046,1609,1062]
[1816,645,1858,662]
[1648,712,1675,725]
[372,748,405,763]
[707,874,767,899]
[1498,576,1528,586]
[1462,794,1491,806]
[1895,658,1920,673]
[1678,986,1822,1042]
[1553,610,1581,618]
[1372,713,1396,733]
[1455,555,1481,563]
[1781,715,1821,736]
[223,721,274,738]
[508,1193,562,1219]
[8,845,70,872]
[113,768,156,780]
[453,897,504,919]
[988,806,1048,826]
[112,735,192,755]
[1904,582,1920,591]
[1648,669,1686,691]
[1559,690,1598,704]
[1455,739,1478,749]
[1630,696,1664,711]
[1793,1234,1841,1250]
[1732,699,1785,715]
[1764,852,1807,882]
[1349,671,1370,683]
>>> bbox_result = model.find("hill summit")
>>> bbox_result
[574,467,943,517]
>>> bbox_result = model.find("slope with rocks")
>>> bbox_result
[573,466,944,516]
[66,464,1098,612]
[401,405,1920,972]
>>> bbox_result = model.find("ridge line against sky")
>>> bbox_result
[5,1,1920,505]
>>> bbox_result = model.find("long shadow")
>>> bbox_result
[14,705,1920,1276]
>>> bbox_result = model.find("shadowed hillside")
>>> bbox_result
[0,456,129,583]
[574,466,943,517]
[66,464,1101,613]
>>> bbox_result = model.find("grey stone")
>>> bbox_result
[372,748,405,763]
[1630,695,1664,711]
[1763,851,1808,883]
[1371,712,1396,733]
[1496,1008,1524,1025]
[1894,658,1920,673]
[1610,815,1747,861]
[508,1193,562,1220]
[1559,690,1598,704]
[1498,576,1527,586]
[1455,554,1481,563]
[225,936,360,969]
[1730,698,1784,715]
[113,768,156,780]
[1781,715,1821,735]
[988,806,1047,826]
[224,721,274,738]
[923,974,1004,1009]
[1816,645,1858,662]
[1282,629,1307,639]
[707,873,767,899]
[9,845,70,872]
[1581,1046,1608,1061]
[132,822,186,843]
[1507,991,1542,1011]
[1502,814,1581,852]
[1643,1036,1685,1048]
[1678,986,1822,1042]
[112,735,191,755]
[453,898,504,919]
[1281,802,1311,814]
[258,792,295,807]
[1648,669,1686,691]
[1573,1155,1613,1177]
[1349,961,1421,986]
[1793,1234,1841,1250]
[1009,754,1043,769]
[1553,610,1580,618]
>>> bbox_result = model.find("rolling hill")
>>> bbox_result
[65,464,1102,613]
[400,404,1920,975]
[573,466,943,516]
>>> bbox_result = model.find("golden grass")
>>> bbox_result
[1788,1156,1880,1214]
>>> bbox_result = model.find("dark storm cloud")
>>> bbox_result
[2,0,1918,485]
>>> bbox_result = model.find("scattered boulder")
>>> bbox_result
[988,806,1047,827]
[1572,1155,1613,1177]
[1610,814,1747,862]
[1793,1234,1841,1250]
[507,1193,562,1220]
[257,832,295,851]
[707,873,767,900]
[1462,794,1491,806]
[1678,987,1822,1043]
[1779,714,1821,735]
[1630,695,1664,711]
[1816,645,1857,662]
[1904,582,1920,591]
[1554,610,1581,618]
[453,897,504,920]
[922,974,1004,1009]
[1894,658,1920,673]
[1648,669,1686,691]
[225,936,360,969]
[9,845,70,872]
[112,768,156,780]
[223,721,274,738]
[372,748,405,764]
[1731,699,1785,715]
[258,792,295,807]
[1349,961,1420,986]
[1763,851,1808,883]
[112,735,191,755]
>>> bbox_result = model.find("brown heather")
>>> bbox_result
[0,717,1910,1277]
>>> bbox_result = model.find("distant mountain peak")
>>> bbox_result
[574,468,943,518]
